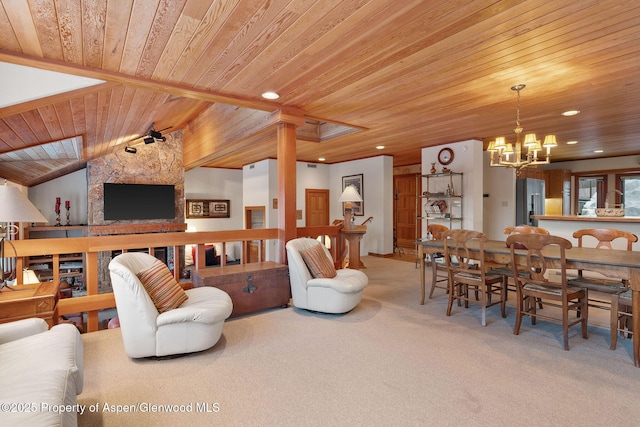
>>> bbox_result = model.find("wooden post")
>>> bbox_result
[277,122,298,264]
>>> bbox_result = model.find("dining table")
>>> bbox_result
[416,238,640,367]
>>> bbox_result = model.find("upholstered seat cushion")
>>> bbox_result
[157,287,233,327]
[454,272,503,282]
[523,282,586,295]
[307,268,368,294]
[567,276,626,294]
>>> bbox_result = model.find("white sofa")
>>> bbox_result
[0,318,83,427]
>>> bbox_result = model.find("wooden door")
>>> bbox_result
[305,189,330,226]
[244,206,265,263]
[394,174,418,250]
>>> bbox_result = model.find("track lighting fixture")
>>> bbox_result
[123,123,172,153]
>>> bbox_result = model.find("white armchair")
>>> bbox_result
[109,252,233,358]
[286,238,368,314]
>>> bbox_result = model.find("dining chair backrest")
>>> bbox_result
[428,224,449,240]
[572,228,637,251]
[443,229,488,272]
[506,233,572,286]
[504,225,550,236]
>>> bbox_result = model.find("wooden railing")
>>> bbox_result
[10,225,343,332]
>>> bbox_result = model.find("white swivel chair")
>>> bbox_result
[109,252,233,358]
[286,238,368,314]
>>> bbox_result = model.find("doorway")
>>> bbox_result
[244,206,265,263]
[305,189,330,226]
[394,174,419,252]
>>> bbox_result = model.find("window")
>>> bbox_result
[576,175,606,216]
[617,173,640,216]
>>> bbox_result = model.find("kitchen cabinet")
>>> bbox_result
[545,169,571,215]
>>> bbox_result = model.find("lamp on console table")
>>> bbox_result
[338,185,363,230]
[0,182,48,289]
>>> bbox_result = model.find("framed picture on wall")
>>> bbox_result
[342,174,364,216]
[186,199,230,218]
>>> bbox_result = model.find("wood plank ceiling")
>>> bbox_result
[0,0,639,186]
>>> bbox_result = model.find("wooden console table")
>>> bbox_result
[0,281,60,328]
[191,262,291,316]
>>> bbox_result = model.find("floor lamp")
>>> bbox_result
[0,183,48,288]
[338,185,363,230]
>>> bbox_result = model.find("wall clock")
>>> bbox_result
[438,148,454,165]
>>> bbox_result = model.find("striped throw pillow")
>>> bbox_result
[137,259,188,313]
[299,243,337,278]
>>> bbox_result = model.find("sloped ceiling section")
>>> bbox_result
[0,137,83,186]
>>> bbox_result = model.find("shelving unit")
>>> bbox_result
[24,226,87,295]
[416,172,463,240]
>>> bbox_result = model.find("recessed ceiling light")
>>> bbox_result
[318,157,325,161]
[566,140,578,145]
[376,145,385,150]
[261,91,280,100]
[562,110,580,116]
[594,149,604,153]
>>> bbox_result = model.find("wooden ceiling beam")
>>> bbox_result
[0,50,282,112]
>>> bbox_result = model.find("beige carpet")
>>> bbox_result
[78,256,640,426]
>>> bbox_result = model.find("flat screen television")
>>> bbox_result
[104,183,175,220]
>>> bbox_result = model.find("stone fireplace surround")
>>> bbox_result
[86,130,185,293]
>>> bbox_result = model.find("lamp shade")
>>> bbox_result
[0,184,48,223]
[23,269,40,285]
[338,185,362,202]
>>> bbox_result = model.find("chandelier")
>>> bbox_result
[487,84,557,174]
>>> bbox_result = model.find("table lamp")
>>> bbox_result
[338,185,363,230]
[0,182,48,288]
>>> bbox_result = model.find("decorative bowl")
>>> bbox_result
[595,208,625,217]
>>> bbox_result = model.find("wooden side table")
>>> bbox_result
[0,281,60,328]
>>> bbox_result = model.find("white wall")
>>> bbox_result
[421,140,484,238]
[29,169,88,225]
[482,151,517,240]
[329,156,394,256]
[184,167,243,232]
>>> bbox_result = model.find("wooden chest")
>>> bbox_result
[191,261,290,316]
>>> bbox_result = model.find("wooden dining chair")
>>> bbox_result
[489,225,550,307]
[568,228,637,311]
[610,289,633,350]
[443,229,507,326]
[506,233,588,351]
[423,224,450,303]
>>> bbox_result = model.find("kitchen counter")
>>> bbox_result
[533,215,640,223]
[533,215,640,249]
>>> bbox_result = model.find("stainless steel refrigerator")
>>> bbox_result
[516,178,545,226]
